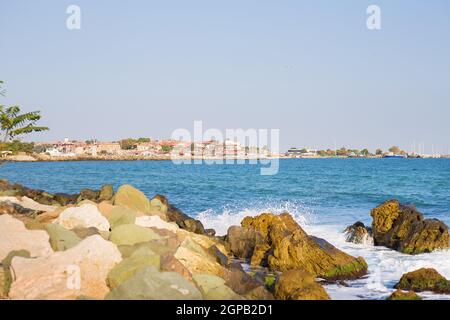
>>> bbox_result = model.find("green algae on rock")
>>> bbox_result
[387,289,422,300]
[395,268,450,294]
[371,200,449,254]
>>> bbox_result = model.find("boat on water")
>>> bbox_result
[383,153,407,159]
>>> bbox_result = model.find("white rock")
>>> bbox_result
[135,215,179,232]
[0,214,53,261]
[54,204,110,231]
[0,196,57,212]
[9,235,122,300]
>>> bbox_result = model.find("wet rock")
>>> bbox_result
[107,247,160,290]
[0,201,36,216]
[45,224,81,251]
[109,224,165,246]
[394,268,450,294]
[344,221,373,245]
[208,245,229,266]
[113,184,151,215]
[244,286,275,300]
[0,214,53,261]
[0,196,57,212]
[107,206,136,229]
[153,194,207,234]
[77,188,100,203]
[98,184,114,201]
[193,274,242,300]
[54,203,110,231]
[234,212,368,280]
[225,226,262,260]
[9,235,122,299]
[274,270,330,300]
[387,289,422,300]
[106,266,202,300]
[53,193,78,206]
[371,200,450,254]
[224,266,261,295]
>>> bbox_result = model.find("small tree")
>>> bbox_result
[0,106,49,142]
[375,148,383,155]
[388,146,401,154]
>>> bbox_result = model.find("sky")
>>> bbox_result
[1,0,449,153]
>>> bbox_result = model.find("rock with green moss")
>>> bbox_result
[107,206,136,229]
[106,266,202,300]
[109,224,165,246]
[193,274,242,300]
[387,289,422,300]
[45,224,81,251]
[371,200,449,254]
[230,212,368,280]
[107,247,160,290]
[274,270,330,300]
[395,268,450,294]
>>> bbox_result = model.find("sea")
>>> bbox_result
[1,158,450,300]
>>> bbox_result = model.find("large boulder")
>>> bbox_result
[113,185,151,215]
[174,238,230,279]
[9,235,122,299]
[45,224,82,251]
[54,204,110,231]
[371,200,450,254]
[274,270,330,300]
[107,247,160,290]
[0,196,57,212]
[0,214,53,261]
[76,188,100,203]
[229,213,368,280]
[98,184,114,201]
[343,221,373,245]
[225,226,262,260]
[394,268,450,294]
[107,206,136,229]
[109,224,165,246]
[387,289,422,300]
[106,266,202,300]
[193,274,242,300]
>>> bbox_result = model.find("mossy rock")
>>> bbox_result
[113,185,151,214]
[371,200,450,254]
[387,289,422,300]
[107,247,160,290]
[109,224,165,246]
[193,274,242,300]
[107,206,136,229]
[98,184,114,201]
[395,268,450,294]
[45,224,81,251]
[106,266,202,300]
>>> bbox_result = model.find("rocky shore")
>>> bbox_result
[0,180,449,300]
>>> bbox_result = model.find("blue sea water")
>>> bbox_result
[1,158,450,299]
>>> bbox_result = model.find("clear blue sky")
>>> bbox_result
[1,0,449,153]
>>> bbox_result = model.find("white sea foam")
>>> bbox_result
[196,203,450,300]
